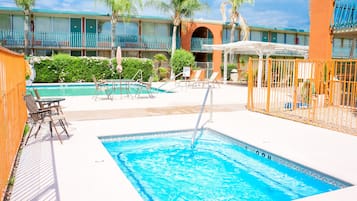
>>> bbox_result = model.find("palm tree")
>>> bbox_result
[220,0,253,43]
[146,0,206,79]
[220,0,253,63]
[15,0,35,56]
[97,0,141,58]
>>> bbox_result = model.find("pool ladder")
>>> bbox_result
[191,85,213,148]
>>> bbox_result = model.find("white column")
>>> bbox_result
[264,54,270,84]
[257,54,263,88]
[223,50,228,84]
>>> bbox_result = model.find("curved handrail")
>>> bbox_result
[191,85,213,148]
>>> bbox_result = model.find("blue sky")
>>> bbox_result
[0,0,310,31]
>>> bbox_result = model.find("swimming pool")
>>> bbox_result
[100,129,351,201]
[26,83,171,97]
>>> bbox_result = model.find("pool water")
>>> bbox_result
[26,83,170,97]
[101,129,351,201]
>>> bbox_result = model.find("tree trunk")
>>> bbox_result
[171,25,177,56]
[170,25,178,80]
[111,15,117,58]
[24,10,30,56]
[229,23,236,63]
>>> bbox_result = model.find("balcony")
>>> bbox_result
[0,30,174,51]
[191,37,213,51]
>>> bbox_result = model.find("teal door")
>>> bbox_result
[86,19,96,47]
[70,18,81,47]
[262,32,268,42]
[271,32,277,43]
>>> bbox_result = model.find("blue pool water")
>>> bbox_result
[26,83,170,97]
[100,129,351,201]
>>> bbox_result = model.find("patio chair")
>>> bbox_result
[33,88,45,108]
[135,75,154,98]
[24,94,69,145]
[33,88,69,126]
[92,75,113,100]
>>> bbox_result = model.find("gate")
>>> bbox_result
[247,58,357,135]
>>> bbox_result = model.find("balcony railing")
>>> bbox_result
[191,37,213,51]
[333,0,357,31]
[0,30,175,50]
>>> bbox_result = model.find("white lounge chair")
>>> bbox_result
[204,71,220,88]
[190,69,202,88]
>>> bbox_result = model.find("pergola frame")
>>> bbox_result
[203,41,309,84]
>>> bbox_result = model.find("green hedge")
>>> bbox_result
[32,55,154,83]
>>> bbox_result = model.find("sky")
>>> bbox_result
[0,0,310,31]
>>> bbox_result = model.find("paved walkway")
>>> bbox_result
[65,104,246,121]
[8,83,357,201]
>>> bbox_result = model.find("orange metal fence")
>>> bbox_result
[247,58,357,135]
[0,46,27,200]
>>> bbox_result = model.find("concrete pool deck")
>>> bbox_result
[9,83,357,200]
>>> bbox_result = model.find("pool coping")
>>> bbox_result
[99,128,352,190]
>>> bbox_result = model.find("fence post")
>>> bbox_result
[293,59,299,110]
[266,58,272,112]
[247,57,253,110]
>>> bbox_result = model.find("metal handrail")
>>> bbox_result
[191,85,213,148]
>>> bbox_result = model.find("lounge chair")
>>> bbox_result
[190,69,203,88]
[24,94,69,145]
[136,75,154,98]
[92,75,113,100]
[203,71,220,88]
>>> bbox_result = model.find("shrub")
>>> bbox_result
[220,63,237,81]
[158,67,169,80]
[32,56,154,83]
[121,58,153,81]
[33,57,58,82]
[153,53,168,68]
[170,49,195,75]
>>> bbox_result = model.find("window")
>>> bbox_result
[222,28,239,42]
[333,38,342,48]
[250,31,262,41]
[277,33,285,43]
[53,17,69,33]
[342,39,352,48]
[117,22,138,35]
[35,16,52,32]
[0,14,10,30]
[13,15,24,32]
[285,34,295,44]
[142,22,169,37]
[297,35,305,45]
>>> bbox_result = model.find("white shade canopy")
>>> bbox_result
[202,41,309,84]
[203,41,309,57]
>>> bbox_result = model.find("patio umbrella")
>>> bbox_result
[116,46,122,73]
